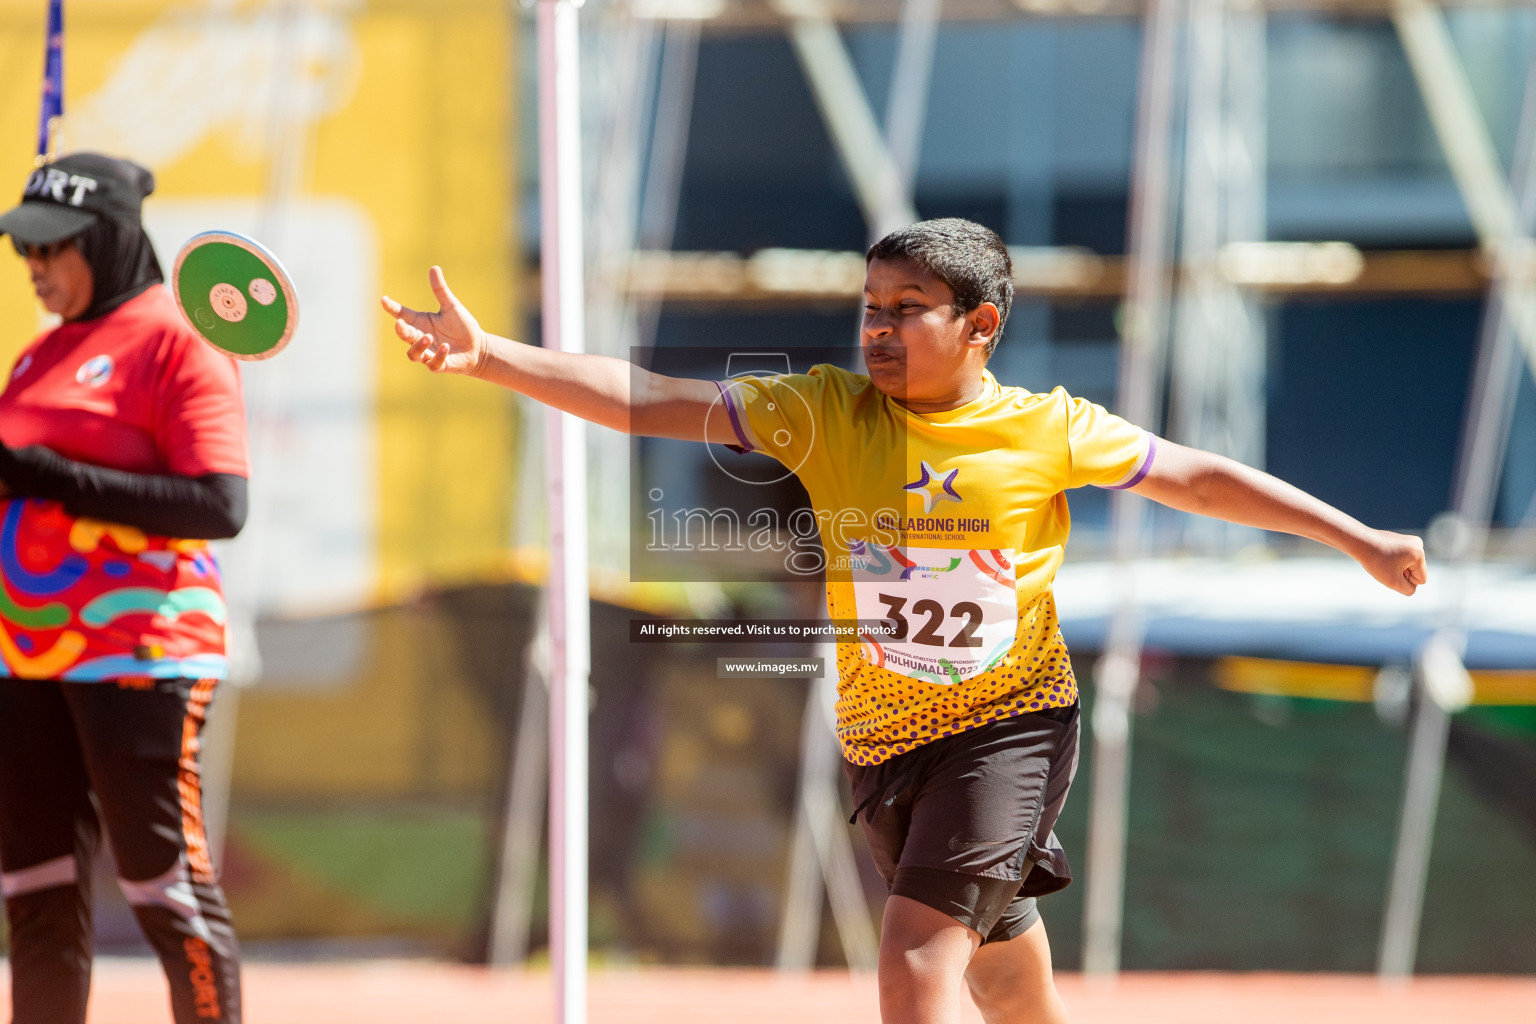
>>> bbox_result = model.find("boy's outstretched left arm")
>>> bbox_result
[1128,439,1428,595]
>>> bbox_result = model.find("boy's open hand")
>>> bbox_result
[1355,529,1428,595]
[380,266,485,376]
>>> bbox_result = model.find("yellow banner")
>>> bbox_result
[0,0,520,609]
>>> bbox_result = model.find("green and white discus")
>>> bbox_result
[171,230,298,361]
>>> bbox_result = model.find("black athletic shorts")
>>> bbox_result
[844,702,1080,943]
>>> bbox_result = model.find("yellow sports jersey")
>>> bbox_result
[716,364,1153,765]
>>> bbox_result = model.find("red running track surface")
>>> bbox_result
[5,961,1531,1024]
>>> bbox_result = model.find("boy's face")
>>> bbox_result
[860,257,997,408]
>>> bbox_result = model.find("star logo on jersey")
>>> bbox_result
[76,354,113,388]
[904,460,961,513]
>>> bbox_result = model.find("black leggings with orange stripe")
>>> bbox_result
[0,677,241,1024]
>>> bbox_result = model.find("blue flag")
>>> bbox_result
[37,0,63,159]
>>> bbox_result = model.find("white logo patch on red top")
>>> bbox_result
[76,354,113,388]
[11,353,33,381]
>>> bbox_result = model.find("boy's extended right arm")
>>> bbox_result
[381,266,738,444]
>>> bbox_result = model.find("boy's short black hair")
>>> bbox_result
[866,218,1014,356]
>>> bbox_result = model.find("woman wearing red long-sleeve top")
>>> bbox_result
[0,153,246,1024]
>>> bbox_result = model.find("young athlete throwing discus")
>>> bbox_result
[383,219,1426,1024]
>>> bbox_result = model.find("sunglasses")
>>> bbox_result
[12,238,74,260]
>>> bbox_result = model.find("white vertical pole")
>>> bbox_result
[538,0,590,1021]
[488,613,550,965]
[1377,644,1455,979]
[776,640,879,973]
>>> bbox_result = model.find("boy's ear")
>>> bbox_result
[966,302,1001,349]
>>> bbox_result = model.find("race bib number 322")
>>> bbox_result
[848,541,1018,685]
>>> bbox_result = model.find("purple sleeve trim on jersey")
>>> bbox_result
[714,380,756,453]
[1105,434,1158,490]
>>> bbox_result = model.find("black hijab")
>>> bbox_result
[71,212,163,322]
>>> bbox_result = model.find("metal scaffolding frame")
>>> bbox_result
[774,0,920,241]
[885,0,943,202]
[1169,0,1266,489]
[1086,0,1536,981]
[1081,0,1185,977]
[1377,0,1536,979]
[604,244,1505,304]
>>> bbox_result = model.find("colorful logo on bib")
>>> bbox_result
[75,355,113,388]
[904,460,961,513]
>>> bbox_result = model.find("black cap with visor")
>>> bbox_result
[0,152,155,246]
[0,152,164,321]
